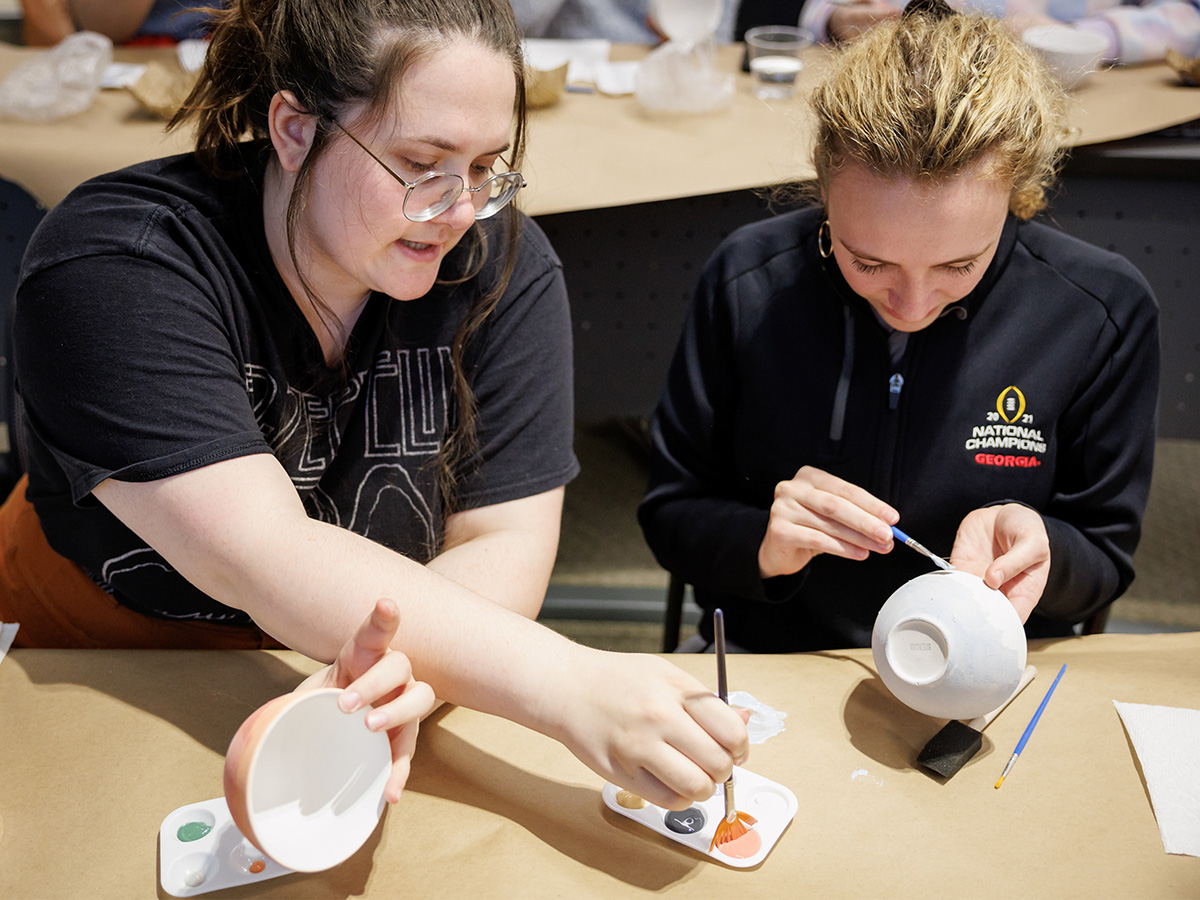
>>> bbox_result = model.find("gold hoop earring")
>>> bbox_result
[818,219,833,258]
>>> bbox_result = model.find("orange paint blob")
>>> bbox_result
[249,860,266,874]
[716,827,762,860]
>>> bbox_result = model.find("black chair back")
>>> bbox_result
[0,177,47,499]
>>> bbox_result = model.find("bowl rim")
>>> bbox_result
[229,688,391,872]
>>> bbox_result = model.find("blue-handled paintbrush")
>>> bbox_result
[891,525,954,571]
[995,663,1067,789]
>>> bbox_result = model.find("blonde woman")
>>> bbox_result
[640,0,1159,653]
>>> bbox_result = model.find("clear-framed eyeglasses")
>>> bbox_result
[329,119,525,223]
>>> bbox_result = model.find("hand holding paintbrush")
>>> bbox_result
[708,609,758,852]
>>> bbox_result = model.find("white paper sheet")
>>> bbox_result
[1114,700,1200,857]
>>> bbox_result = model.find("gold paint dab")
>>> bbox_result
[615,790,647,810]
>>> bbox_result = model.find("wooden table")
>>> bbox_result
[1,632,1197,898]
[2,41,1198,421]
[1,41,1198,214]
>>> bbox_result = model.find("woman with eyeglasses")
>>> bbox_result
[639,0,1159,653]
[3,0,748,809]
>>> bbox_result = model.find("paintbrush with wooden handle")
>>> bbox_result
[708,609,757,851]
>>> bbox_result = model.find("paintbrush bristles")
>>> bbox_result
[709,811,758,851]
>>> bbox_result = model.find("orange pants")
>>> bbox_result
[0,476,284,650]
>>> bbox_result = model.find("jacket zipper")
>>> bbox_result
[888,373,904,410]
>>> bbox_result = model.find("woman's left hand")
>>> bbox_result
[297,598,436,803]
[950,504,1050,622]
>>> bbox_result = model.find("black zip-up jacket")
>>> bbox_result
[639,207,1160,652]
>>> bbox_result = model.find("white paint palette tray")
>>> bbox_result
[159,797,291,896]
[602,766,797,868]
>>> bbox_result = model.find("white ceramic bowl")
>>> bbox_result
[1023,25,1108,89]
[223,688,391,873]
[871,570,1027,720]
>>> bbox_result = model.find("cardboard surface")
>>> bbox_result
[2,634,1199,898]
[1,42,1197,213]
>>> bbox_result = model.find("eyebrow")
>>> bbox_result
[841,241,993,267]
[406,135,511,157]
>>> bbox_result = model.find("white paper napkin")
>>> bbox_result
[728,690,787,744]
[592,61,639,96]
[101,62,147,89]
[0,621,18,664]
[1113,700,1200,857]
[523,38,611,86]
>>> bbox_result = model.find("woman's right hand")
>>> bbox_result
[757,465,898,579]
[550,648,750,811]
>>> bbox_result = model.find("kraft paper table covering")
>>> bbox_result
[1,42,1198,215]
[1,633,1198,899]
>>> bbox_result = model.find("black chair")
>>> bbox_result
[661,571,1111,651]
[0,176,47,500]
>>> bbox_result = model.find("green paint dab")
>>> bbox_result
[177,821,212,842]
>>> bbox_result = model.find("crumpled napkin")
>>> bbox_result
[729,690,787,744]
[1113,700,1200,857]
[0,31,113,122]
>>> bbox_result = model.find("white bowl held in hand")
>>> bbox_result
[224,689,391,873]
[872,570,1027,720]
[1022,25,1108,89]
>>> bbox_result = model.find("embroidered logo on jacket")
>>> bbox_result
[964,385,1045,468]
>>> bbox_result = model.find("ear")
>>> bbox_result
[268,91,317,174]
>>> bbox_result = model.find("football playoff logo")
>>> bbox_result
[996,385,1026,424]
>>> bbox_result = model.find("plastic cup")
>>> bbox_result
[744,25,814,100]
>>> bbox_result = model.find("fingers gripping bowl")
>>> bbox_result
[223,688,392,873]
[872,570,1027,720]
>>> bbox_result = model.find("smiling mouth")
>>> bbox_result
[400,239,435,251]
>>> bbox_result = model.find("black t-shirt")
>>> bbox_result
[15,146,579,625]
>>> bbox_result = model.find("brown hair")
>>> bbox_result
[170,0,528,518]
[809,0,1067,218]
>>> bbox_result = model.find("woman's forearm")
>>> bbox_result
[425,488,563,620]
[93,455,577,735]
